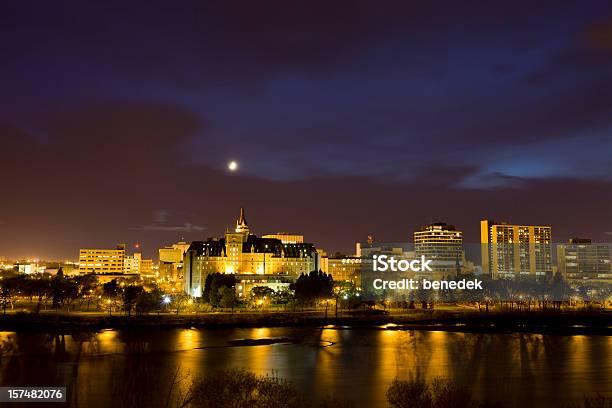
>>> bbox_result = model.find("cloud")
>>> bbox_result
[134,223,205,233]
[154,210,168,224]
[132,210,205,233]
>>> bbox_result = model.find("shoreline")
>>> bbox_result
[0,310,610,335]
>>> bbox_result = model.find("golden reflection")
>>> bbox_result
[253,327,271,338]
[312,328,342,392]
[0,331,16,340]
[96,329,121,354]
[320,327,341,346]
[567,335,588,398]
[0,331,16,361]
[177,328,202,350]
[370,329,406,402]
[425,331,450,379]
[373,330,454,390]
[516,333,544,376]
[174,329,204,378]
[245,328,274,372]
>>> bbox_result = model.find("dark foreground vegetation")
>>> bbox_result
[119,368,611,408]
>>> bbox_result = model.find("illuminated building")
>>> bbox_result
[139,258,153,276]
[414,223,465,277]
[236,280,292,298]
[325,255,362,286]
[557,238,611,281]
[78,245,125,274]
[17,262,45,274]
[123,252,141,274]
[480,220,552,279]
[120,252,153,275]
[159,241,190,281]
[183,208,319,297]
[262,233,304,244]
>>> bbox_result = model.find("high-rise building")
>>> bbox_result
[480,220,552,279]
[183,208,319,297]
[414,223,465,277]
[78,245,125,274]
[557,238,611,281]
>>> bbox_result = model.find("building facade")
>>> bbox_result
[325,255,362,286]
[78,245,125,274]
[557,238,611,281]
[480,220,552,279]
[414,222,465,277]
[140,258,153,276]
[123,252,141,274]
[159,241,190,281]
[183,208,319,297]
[261,233,304,244]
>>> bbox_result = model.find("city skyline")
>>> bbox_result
[2,207,610,262]
[1,4,611,407]
[2,1,612,259]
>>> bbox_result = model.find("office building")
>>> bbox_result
[557,238,611,281]
[78,245,125,274]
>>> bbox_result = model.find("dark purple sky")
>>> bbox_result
[2,1,612,260]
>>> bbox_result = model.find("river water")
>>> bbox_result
[0,327,610,407]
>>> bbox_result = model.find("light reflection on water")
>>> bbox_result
[0,329,610,407]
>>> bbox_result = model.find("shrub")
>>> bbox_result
[386,377,498,408]
[181,368,304,408]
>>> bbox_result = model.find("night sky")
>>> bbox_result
[2,1,612,260]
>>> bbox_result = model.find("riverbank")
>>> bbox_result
[0,309,610,335]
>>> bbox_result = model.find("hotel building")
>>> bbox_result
[414,223,465,277]
[557,238,611,281]
[480,220,552,279]
[183,208,319,298]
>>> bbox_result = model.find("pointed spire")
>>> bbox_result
[235,207,250,234]
[238,207,247,226]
